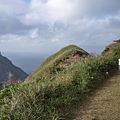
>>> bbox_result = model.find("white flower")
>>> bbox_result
[106,72,109,75]
[91,77,94,79]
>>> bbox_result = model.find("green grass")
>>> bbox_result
[27,44,89,80]
[0,43,120,120]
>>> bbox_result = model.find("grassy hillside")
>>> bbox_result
[102,43,120,55]
[73,71,120,120]
[0,43,120,120]
[26,44,89,81]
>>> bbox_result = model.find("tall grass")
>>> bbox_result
[0,43,120,120]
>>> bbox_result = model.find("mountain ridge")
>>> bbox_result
[26,44,90,81]
[0,53,28,88]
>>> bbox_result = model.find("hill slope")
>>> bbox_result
[71,71,120,120]
[0,43,120,120]
[27,45,89,81]
[102,42,120,55]
[0,53,28,87]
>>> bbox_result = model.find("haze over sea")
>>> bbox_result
[4,53,49,74]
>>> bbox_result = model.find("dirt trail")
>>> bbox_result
[72,71,120,120]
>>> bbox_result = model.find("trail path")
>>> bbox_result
[71,71,120,120]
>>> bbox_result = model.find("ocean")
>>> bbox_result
[4,53,49,74]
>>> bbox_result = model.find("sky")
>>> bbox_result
[0,0,120,55]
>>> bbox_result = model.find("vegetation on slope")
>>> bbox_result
[73,71,120,120]
[102,43,120,55]
[26,44,89,81]
[0,43,120,120]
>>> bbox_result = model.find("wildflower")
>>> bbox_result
[106,72,109,75]
[91,77,94,79]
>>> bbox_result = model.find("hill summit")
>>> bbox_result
[27,45,90,81]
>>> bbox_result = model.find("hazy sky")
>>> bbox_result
[0,0,120,54]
